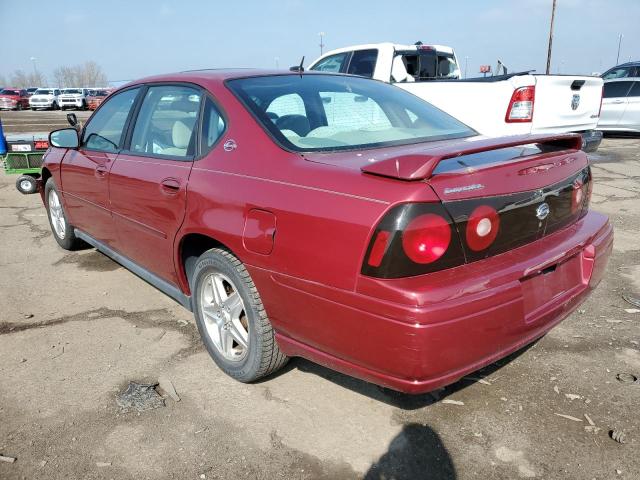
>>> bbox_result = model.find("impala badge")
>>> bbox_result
[536,202,550,220]
[571,94,580,111]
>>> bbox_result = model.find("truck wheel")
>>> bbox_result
[192,248,288,382]
[31,107,36,111]
[16,175,38,195]
[45,179,81,250]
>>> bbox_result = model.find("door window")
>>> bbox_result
[81,87,140,152]
[627,82,640,97]
[603,81,633,98]
[602,67,630,80]
[311,52,350,73]
[347,49,378,78]
[130,85,202,158]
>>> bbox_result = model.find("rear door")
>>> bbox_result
[618,81,640,131]
[531,76,603,132]
[599,80,634,128]
[108,84,206,284]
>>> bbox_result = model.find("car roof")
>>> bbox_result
[120,69,342,88]
[604,77,640,82]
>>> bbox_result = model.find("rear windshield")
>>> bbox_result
[227,74,474,152]
[63,89,82,94]
[35,89,54,95]
[0,89,20,95]
[395,50,460,81]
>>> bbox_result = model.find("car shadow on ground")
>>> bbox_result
[363,423,456,480]
[262,341,537,410]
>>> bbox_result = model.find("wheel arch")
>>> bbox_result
[177,232,239,296]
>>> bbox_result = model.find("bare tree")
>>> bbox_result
[52,62,108,88]
[8,69,47,88]
[52,66,76,88]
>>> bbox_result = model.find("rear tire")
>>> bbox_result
[45,178,81,250]
[16,103,22,111]
[192,248,288,382]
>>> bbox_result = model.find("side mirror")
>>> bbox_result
[49,128,79,149]
[67,113,78,127]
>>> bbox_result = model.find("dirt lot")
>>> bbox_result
[1,108,639,479]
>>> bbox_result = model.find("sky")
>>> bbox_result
[1,0,638,85]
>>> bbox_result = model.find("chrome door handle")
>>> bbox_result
[160,178,181,194]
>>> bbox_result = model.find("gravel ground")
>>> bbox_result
[0,108,639,479]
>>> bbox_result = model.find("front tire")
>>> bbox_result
[192,248,288,382]
[45,179,81,250]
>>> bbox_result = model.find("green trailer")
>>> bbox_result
[1,133,49,194]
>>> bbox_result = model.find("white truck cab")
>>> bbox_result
[29,88,61,110]
[309,43,604,151]
[58,88,91,110]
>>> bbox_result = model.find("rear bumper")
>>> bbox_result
[580,130,603,153]
[258,210,613,394]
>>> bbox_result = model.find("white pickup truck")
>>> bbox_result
[308,43,604,151]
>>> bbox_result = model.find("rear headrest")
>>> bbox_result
[172,118,196,149]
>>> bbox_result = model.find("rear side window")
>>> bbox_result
[201,97,226,151]
[603,81,633,98]
[82,88,140,152]
[347,49,378,78]
[311,52,349,73]
[130,85,202,158]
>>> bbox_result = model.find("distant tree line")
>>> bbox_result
[0,62,108,88]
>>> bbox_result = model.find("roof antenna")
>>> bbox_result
[289,56,305,76]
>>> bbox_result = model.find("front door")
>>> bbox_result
[619,81,640,131]
[109,84,203,284]
[61,87,141,245]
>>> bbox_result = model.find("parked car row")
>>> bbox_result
[0,87,112,111]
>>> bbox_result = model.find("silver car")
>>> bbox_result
[597,79,640,133]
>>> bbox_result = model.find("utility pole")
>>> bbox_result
[616,34,623,65]
[464,56,469,78]
[318,32,325,56]
[545,0,557,74]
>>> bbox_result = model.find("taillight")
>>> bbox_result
[571,179,584,214]
[362,203,465,279]
[465,205,500,251]
[505,86,535,123]
[597,85,604,117]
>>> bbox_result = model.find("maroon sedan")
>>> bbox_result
[35,70,612,393]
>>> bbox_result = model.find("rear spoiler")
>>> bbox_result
[360,134,583,181]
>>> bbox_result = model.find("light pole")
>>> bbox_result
[30,56,38,76]
[545,0,557,75]
[275,57,280,69]
[464,56,469,78]
[616,34,623,65]
[318,32,325,56]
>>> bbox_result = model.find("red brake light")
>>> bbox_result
[505,86,535,123]
[465,205,500,251]
[401,213,451,264]
[35,141,49,150]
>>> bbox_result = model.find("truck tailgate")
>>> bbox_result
[532,75,603,133]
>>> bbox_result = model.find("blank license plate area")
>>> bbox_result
[520,254,582,319]
[11,144,32,152]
